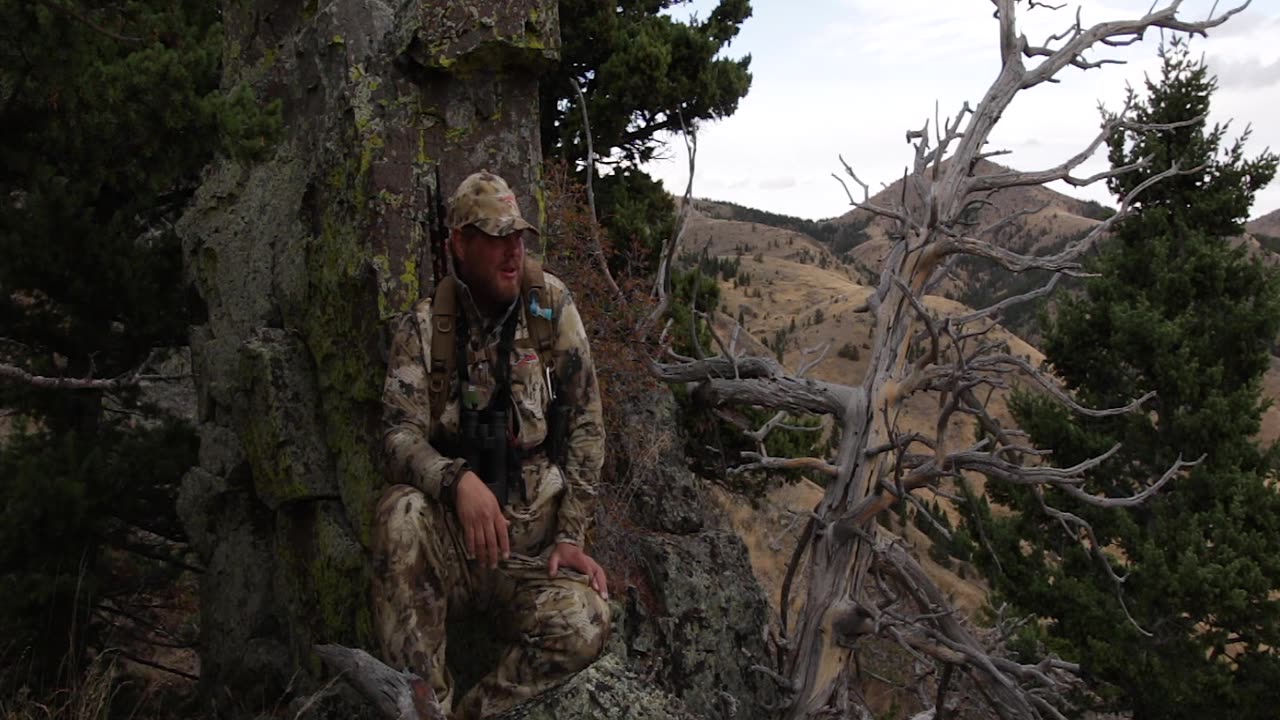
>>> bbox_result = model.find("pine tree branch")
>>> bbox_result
[35,0,142,44]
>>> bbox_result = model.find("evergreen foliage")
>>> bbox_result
[542,0,752,270]
[965,42,1280,719]
[679,245,742,282]
[0,0,278,685]
[595,167,677,274]
[543,0,752,166]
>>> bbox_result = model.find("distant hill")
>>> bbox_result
[691,161,1114,342]
[673,169,1280,446]
[1249,208,1280,254]
[1250,208,1280,238]
[690,198,873,258]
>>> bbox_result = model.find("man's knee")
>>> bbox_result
[553,583,611,671]
[373,484,429,554]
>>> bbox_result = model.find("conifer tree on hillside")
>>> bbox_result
[0,0,278,685]
[968,41,1280,719]
[542,0,753,267]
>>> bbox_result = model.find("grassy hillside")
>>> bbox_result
[677,191,1280,519]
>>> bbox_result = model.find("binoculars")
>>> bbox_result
[460,405,517,507]
[457,392,574,507]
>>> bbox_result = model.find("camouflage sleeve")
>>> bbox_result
[382,304,464,499]
[551,282,605,547]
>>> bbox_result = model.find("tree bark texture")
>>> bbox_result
[175,0,559,707]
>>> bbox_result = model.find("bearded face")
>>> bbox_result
[451,226,526,313]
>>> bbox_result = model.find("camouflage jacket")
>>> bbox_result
[381,268,605,550]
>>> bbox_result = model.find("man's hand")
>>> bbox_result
[548,542,609,600]
[455,471,509,569]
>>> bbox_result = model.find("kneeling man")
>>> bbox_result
[372,171,610,720]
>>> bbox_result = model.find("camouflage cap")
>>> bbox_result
[447,171,539,236]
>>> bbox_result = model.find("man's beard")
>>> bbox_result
[458,264,519,317]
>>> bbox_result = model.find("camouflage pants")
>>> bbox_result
[371,484,610,720]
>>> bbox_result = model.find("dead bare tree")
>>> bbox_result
[645,112,698,332]
[567,77,623,301]
[649,2,1246,718]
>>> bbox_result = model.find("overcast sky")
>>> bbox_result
[640,0,1280,221]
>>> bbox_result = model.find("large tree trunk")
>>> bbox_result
[175,0,559,709]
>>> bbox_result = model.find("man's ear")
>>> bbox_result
[449,227,464,267]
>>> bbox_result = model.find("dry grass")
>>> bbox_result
[2,656,124,720]
[708,479,988,622]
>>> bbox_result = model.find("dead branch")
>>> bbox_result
[0,354,188,392]
[1056,453,1203,509]
[651,111,697,304]
[314,644,446,720]
[833,155,908,224]
[953,273,1060,326]
[1010,1,1250,90]
[650,355,783,382]
[108,650,199,682]
[734,452,839,478]
[568,77,622,300]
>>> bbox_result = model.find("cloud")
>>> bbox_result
[1209,55,1280,90]
[1201,13,1280,40]
[644,0,1280,220]
[759,176,797,190]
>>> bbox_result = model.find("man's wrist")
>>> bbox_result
[441,460,471,508]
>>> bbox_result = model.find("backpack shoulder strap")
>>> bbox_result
[521,258,557,357]
[428,276,459,424]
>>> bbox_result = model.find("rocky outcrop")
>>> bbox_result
[177,0,559,710]
[499,656,698,720]
[612,531,779,719]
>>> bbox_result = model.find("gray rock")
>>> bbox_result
[619,392,708,535]
[626,531,779,720]
[498,655,700,720]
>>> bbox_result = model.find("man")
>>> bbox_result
[371,171,610,719]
